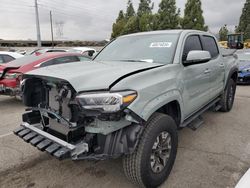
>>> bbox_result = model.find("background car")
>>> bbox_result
[0,52,90,96]
[72,47,96,57]
[29,48,68,56]
[0,51,24,64]
[236,50,250,84]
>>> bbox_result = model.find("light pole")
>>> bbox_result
[35,0,41,47]
[50,11,54,48]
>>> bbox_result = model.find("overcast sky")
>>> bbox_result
[0,0,246,40]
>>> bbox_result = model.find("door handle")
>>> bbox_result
[204,69,211,74]
[219,64,224,68]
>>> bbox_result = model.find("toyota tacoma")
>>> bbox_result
[14,30,238,187]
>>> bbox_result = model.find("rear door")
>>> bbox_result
[201,35,225,98]
[182,35,212,117]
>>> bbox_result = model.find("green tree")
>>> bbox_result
[219,24,229,41]
[245,24,250,40]
[111,10,126,39]
[137,0,153,17]
[126,0,135,19]
[237,0,250,40]
[182,0,208,31]
[157,0,180,30]
[122,16,140,34]
[139,14,155,31]
[137,0,154,32]
[117,10,125,21]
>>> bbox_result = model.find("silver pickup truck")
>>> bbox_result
[14,30,238,187]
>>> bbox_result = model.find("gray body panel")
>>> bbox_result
[25,30,238,124]
[26,61,162,92]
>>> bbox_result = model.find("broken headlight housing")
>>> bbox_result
[76,91,137,113]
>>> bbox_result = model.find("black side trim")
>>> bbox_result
[225,67,238,89]
[109,65,163,89]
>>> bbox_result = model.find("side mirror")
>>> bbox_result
[183,50,211,66]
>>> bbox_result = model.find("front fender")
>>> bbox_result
[128,89,184,122]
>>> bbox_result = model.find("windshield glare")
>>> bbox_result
[95,34,179,64]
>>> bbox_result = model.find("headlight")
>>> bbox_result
[242,68,250,73]
[76,91,137,113]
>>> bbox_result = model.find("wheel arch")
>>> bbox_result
[135,89,184,125]
[155,100,182,127]
[225,67,238,90]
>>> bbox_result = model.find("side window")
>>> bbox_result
[47,50,66,52]
[3,55,15,63]
[54,56,80,65]
[40,59,56,67]
[201,36,219,58]
[78,55,91,61]
[0,55,4,63]
[182,35,202,61]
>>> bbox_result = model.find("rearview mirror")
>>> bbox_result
[184,50,211,65]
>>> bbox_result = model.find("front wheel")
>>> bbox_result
[219,78,236,112]
[123,113,178,188]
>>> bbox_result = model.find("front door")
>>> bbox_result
[181,35,212,118]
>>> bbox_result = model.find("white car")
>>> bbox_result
[0,51,24,64]
[29,48,68,55]
[72,47,96,57]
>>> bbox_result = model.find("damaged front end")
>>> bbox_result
[14,76,143,160]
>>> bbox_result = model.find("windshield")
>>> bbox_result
[95,34,179,64]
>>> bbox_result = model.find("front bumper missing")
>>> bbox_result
[14,122,88,160]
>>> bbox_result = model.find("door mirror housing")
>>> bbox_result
[184,50,211,66]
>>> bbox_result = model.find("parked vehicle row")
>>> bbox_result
[29,47,96,57]
[236,50,250,84]
[0,52,91,96]
[13,30,238,188]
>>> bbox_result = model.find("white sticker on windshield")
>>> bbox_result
[150,42,172,48]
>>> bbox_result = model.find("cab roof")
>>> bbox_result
[120,29,210,38]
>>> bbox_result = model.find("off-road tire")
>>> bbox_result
[123,113,178,188]
[220,78,236,112]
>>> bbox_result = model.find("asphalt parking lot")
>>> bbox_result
[0,86,250,188]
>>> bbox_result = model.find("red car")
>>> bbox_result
[0,52,90,96]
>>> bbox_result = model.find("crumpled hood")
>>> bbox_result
[25,61,162,92]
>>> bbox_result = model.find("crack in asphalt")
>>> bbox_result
[178,146,250,166]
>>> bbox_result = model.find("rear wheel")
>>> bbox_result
[123,113,178,188]
[220,78,236,112]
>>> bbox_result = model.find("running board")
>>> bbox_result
[187,116,204,131]
[181,98,220,130]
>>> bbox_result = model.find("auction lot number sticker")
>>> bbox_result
[150,42,172,48]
